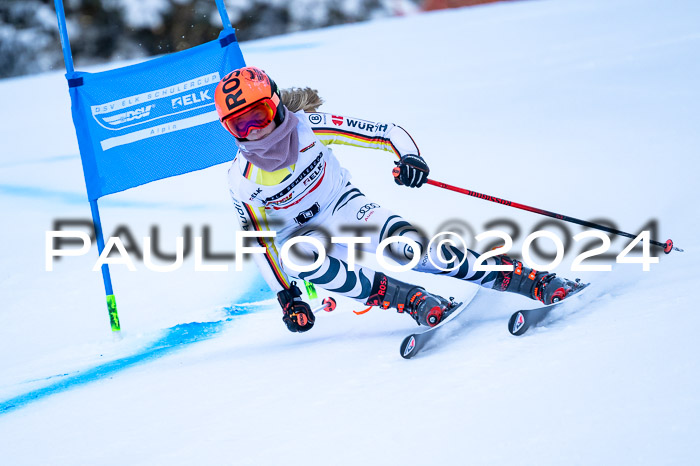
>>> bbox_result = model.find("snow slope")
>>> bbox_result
[1,0,699,464]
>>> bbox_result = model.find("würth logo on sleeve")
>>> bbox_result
[332,115,343,126]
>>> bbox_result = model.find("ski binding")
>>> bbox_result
[508,282,590,336]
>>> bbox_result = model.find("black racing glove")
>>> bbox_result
[277,282,315,333]
[393,154,429,188]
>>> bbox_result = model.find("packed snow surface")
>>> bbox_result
[1,0,699,464]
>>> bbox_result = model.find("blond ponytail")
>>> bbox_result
[280,87,324,113]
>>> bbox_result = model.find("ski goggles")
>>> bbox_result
[222,99,276,139]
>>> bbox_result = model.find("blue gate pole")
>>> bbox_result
[53,0,75,75]
[214,0,233,29]
[90,200,121,331]
[54,0,121,331]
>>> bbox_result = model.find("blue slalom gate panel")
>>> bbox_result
[54,0,245,330]
[67,29,245,200]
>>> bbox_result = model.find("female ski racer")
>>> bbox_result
[215,66,581,333]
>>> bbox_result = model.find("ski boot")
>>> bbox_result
[492,254,583,305]
[365,273,456,327]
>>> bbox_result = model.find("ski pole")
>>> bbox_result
[312,297,337,313]
[424,178,683,254]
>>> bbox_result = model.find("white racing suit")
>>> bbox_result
[228,111,499,301]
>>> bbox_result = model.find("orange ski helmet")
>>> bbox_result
[214,66,285,138]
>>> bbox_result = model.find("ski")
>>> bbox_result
[508,282,590,336]
[399,292,478,359]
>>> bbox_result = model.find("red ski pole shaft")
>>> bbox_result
[425,179,682,254]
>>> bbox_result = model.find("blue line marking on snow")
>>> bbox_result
[0,277,273,416]
[20,372,75,385]
[0,184,88,204]
[0,154,78,168]
[240,42,320,54]
[0,184,217,210]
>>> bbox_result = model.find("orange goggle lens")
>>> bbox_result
[223,100,275,138]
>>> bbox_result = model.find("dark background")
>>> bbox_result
[0,0,427,79]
